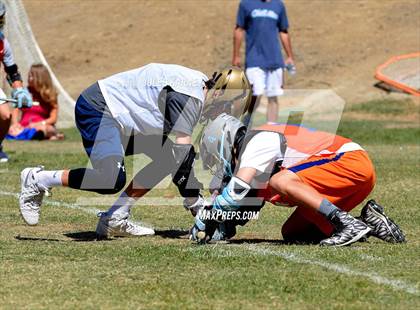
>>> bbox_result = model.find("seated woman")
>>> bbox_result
[8,63,62,140]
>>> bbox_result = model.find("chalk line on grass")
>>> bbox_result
[0,190,100,215]
[2,190,418,296]
[0,190,154,228]
[244,244,419,296]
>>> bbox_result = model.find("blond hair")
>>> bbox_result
[28,63,57,106]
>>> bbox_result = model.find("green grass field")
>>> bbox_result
[1,99,419,309]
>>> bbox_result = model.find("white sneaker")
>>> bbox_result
[96,211,155,238]
[19,167,50,225]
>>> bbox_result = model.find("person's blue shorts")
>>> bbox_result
[75,95,124,164]
[6,128,38,140]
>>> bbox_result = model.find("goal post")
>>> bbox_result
[375,53,420,97]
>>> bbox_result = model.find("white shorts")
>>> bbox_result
[245,67,284,97]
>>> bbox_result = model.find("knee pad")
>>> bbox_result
[69,156,126,194]
[99,158,126,194]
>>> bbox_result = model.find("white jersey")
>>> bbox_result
[98,63,208,135]
[237,126,363,189]
[239,131,285,187]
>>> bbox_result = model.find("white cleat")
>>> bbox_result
[96,211,155,239]
[19,167,50,225]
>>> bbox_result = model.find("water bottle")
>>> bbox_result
[286,63,296,76]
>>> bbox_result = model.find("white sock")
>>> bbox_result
[107,192,137,216]
[36,170,64,188]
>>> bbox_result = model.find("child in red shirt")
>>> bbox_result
[8,64,62,140]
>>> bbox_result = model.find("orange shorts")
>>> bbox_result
[266,150,376,236]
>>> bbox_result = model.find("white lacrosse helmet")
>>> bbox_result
[200,113,246,175]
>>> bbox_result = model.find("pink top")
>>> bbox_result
[19,93,52,127]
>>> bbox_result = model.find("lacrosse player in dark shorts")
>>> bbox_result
[19,64,252,238]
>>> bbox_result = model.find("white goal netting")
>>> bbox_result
[381,57,420,90]
[375,53,420,97]
[3,0,75,128]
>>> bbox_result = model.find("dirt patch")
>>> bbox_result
[23,0,420,104]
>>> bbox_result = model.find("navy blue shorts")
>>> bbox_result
[75,95,124,164]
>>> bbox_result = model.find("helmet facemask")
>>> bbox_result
[218,130,234,177]
[200,113,246,178]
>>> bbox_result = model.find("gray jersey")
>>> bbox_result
[98,63,208,136]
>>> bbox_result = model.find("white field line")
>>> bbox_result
[0,190,155,228]
[1,190,418,296]
[358,253,383,262]
[244,244,419,296]
[0,190,100,215]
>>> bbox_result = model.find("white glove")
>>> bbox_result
[183,195,209,216]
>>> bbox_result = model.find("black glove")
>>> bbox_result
[172,144,203,198]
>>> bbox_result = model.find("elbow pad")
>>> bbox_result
[214,176,251,212]
[5,64,22,85]
[171,144,202,198]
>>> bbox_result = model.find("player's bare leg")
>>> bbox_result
[266,96,279,123]
[124,182,150,198]
[19,162,155,237]
[269,170,371,246]
[96,180,155,238]
[95,157,179,238]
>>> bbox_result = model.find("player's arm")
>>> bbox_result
[4,64,22,88]
[191,132,286,242]
[192,141,259,241]
[41,99,58,126]
[10,106,20,125]
[277,3,294,65]
[232,27,244,67]
[190,168,255,243]
[3,38,23,88]
[159,88,204,213]
[279,31,294,65]
[44,99,58,126]
[2,38,32,108]
[232,1,247,67]
[172,134,205,215]
[213,170,254,212]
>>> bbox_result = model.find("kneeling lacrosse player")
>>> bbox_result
[191,114,405,247]
[19,65,251,238]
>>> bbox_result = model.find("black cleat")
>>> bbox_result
[360,200,406,243]
[320,210,371,247]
